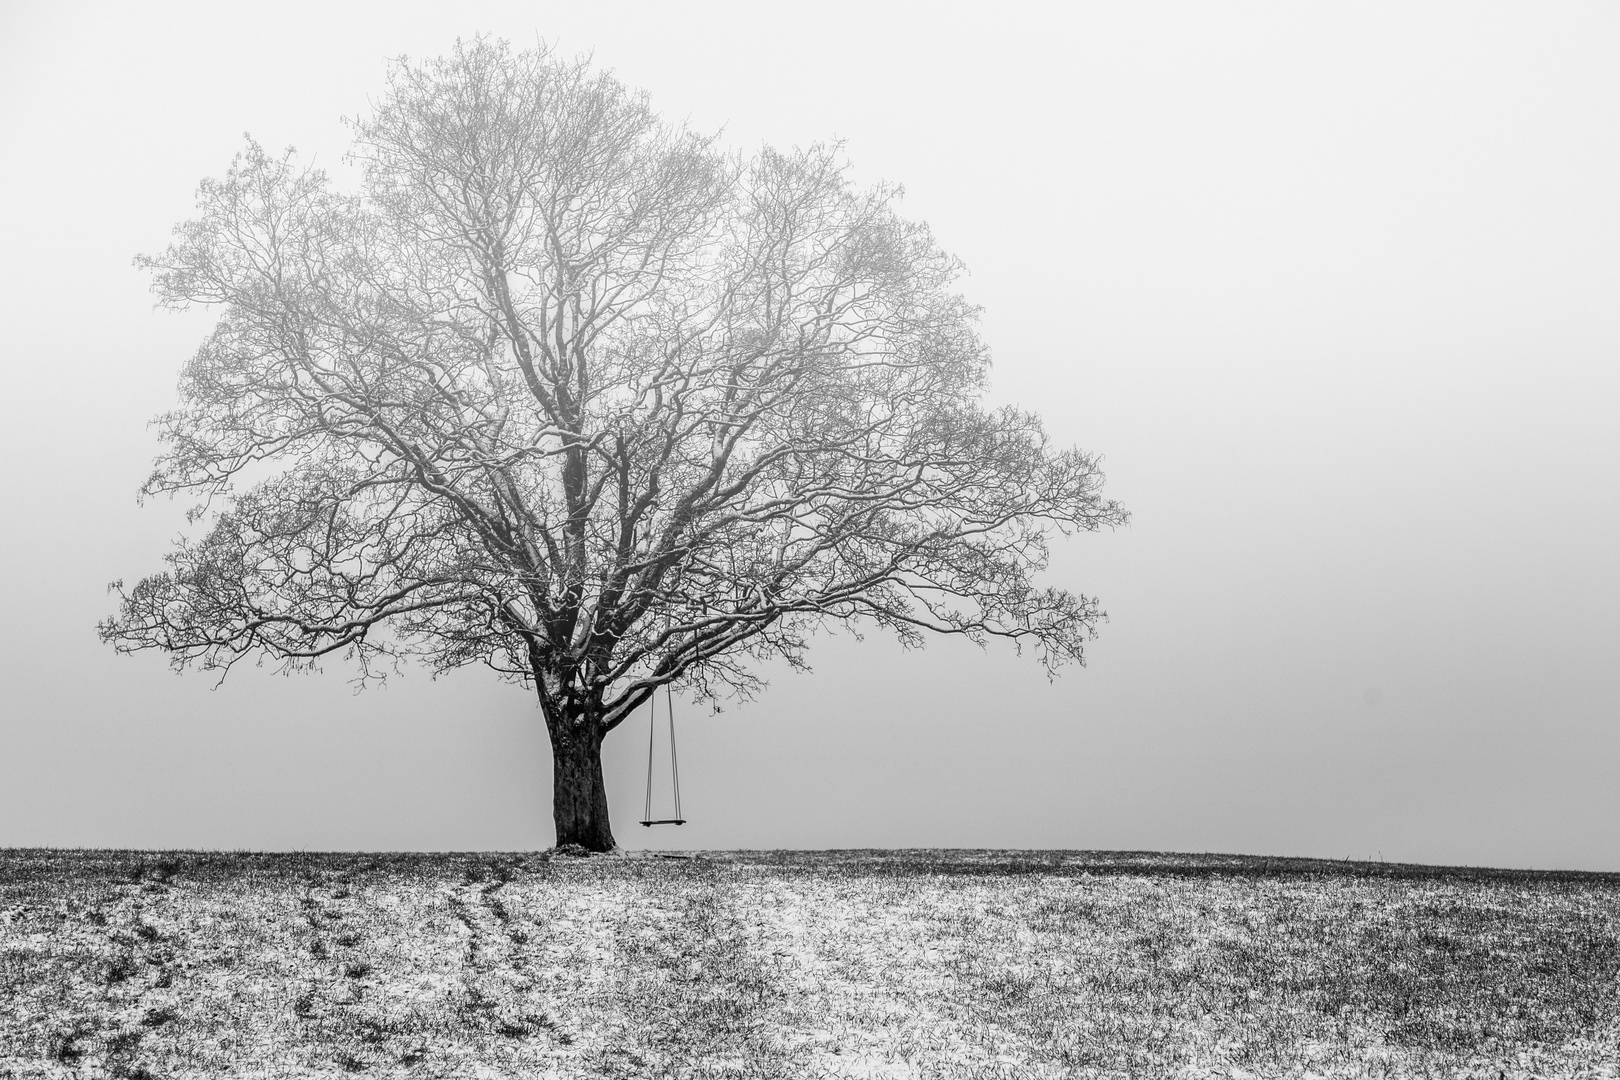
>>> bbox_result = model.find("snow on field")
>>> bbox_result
[2,849,1619,1077]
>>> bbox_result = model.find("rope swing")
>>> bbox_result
[640,684,685,826]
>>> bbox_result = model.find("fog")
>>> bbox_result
[2,2,1617,868]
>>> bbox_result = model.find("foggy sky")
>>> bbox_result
[2,1,1617,869]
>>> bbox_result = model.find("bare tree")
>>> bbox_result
[101,39,1128,851]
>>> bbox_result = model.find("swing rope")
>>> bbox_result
[640,684,685,826]
[642,688,657,823]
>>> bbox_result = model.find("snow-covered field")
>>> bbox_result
[2,849,1618,1078]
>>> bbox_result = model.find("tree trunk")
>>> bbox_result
[548,720,616,852]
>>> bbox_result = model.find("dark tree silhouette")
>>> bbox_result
[101,40,1128,851]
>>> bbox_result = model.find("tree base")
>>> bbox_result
[549,724,616,852]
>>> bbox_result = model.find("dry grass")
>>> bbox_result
[2,849,1618,1078]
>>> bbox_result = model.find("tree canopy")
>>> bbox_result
[101,39,1128,849]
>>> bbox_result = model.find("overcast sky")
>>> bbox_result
[2,2,1617,869]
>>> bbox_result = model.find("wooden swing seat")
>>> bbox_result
[639,818,686,827]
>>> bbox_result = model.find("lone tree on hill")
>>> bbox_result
[101,39,1128,852]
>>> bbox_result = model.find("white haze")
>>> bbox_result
[1,2,1616,869]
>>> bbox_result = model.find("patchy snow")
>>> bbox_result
[3,851,1619,1077]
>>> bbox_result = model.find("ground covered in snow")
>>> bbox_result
[2,849,1618,1078]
